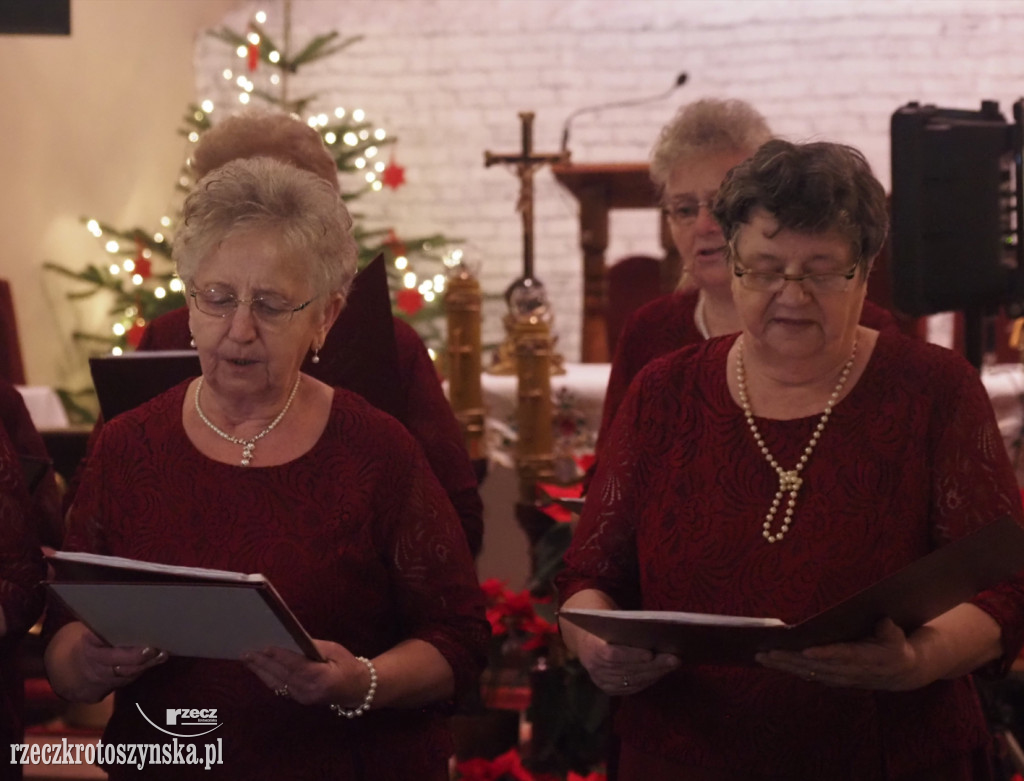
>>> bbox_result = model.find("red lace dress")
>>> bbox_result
[597,291,901,451]
[0,386,45,780]
[52,383,489,780]
[559,331,1024,780]
[69,305,484,557]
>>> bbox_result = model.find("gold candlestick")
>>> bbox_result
[444,266,486,461]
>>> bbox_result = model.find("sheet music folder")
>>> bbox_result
[46,551,322,662]
[560,515,1024,666]
[89,350,201,421]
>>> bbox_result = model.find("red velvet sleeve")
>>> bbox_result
[393,320,483,557]
[926,360,1024,673]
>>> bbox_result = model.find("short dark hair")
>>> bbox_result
[713,139,889,270]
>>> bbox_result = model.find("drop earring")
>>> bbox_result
[189,335,196,348]
[311,345,320,364]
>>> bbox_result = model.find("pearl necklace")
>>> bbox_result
[694,291,710,339]
[736,336,857,543]
[194,375,301,466]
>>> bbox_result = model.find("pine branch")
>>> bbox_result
[290,32,363,68]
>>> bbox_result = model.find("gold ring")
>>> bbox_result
[274,684,289,697]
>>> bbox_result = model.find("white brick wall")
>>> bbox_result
[195,0,1024,361]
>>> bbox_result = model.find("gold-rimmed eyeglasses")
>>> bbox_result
[189,287,316,325]
[662,198,716,225]
[732,262,860,294]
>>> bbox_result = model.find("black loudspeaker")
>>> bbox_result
[0,0,70,36]
[890,100,1023,318]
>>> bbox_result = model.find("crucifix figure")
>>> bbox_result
[485,111,569,291]
[485,112,567,376]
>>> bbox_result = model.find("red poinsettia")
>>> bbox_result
[455,748,533,781]
[396,288,424,316]
[480,578,556,653]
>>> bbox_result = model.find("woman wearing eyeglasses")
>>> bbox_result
[44,157,488,780]
[596,100,898,451]
[558,140,1024,780]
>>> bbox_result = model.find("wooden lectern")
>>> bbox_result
[552,163,679,363]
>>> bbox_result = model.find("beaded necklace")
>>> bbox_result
[735,336,857,543]
[194,375,301,466]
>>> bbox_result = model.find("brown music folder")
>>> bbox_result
[560,515,1024,666]
[46,551,322,662]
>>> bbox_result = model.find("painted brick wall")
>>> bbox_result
[195,0,1024,360]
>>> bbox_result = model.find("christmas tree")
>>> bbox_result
[45,5,461,379]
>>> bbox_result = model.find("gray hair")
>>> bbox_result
[173,157,357,301]
[649,99,772,189]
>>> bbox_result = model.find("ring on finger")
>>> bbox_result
[621,676,630,688]
[112,664,123,678]
[274,684,290,697]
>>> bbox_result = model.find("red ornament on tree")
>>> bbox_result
[396,288,424,316]
[126,320,147,349]
[380,155,406,190]
[383,228,407,259]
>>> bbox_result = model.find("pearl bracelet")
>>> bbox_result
[330,656,377,719]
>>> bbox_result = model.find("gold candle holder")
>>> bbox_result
[444,266,486,461]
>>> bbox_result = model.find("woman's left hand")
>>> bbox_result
[243,639,371,706]
[755,618,923,691]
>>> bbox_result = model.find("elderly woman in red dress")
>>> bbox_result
[597,99,899,448]
[66,108,484,557]
[558,139,1024,780]
[45,157,488,780]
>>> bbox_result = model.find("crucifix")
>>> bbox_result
[485,111,569,290]
[485,111,567,377]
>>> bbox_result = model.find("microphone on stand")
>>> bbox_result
[560,72,689,154]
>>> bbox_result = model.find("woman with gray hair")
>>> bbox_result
[596,99,897,448]
[44,157,488,780]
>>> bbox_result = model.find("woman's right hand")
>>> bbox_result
[45,622,168,703]
[574,629,679,696]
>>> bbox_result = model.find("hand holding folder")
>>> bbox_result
[47,551,323,661]
[560,515,1024,666]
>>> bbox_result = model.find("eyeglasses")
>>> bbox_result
[732,262,860,294]
[662,198,716,225]
[189,287,316,325]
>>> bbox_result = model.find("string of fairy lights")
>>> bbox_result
[86,7,461,356]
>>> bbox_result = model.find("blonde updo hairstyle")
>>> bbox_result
[190,108,341,192]
[173,157,358,304]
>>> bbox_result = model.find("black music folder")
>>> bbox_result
[560,515,1024,666]
[88,350,201,421]
[47,551,322,661]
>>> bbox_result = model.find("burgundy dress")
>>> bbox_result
[0,388,46,781]
[53,382,489,780]
[597,290,901,451]
[558,332,1024,780]
[72,304,484,557]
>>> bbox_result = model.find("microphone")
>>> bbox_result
[560,72,689,154]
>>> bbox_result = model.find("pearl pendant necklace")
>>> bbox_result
[736,336,857,543]
[194,375,301,466]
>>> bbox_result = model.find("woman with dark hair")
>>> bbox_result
[559,139,1024,780]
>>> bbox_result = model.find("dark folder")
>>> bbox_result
[46,551,322,661]
[88,350,201,421]
[560,515,1024,666]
